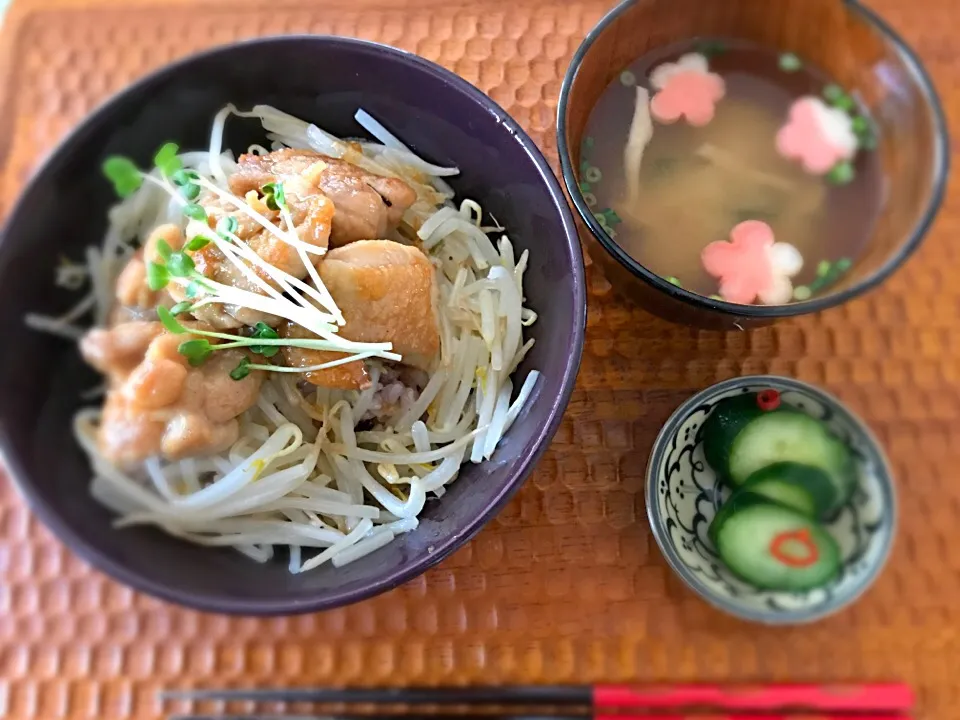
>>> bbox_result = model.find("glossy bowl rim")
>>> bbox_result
[644,375,897,625]
[0,34,587,615]
[556,0,950,319]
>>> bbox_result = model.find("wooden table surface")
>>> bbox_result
[0,0,957,718]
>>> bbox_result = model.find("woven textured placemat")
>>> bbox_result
[0,0,957,718]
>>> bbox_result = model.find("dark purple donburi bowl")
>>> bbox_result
[0,37,586,615]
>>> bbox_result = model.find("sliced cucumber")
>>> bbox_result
[702,393,765,482]
[710,492,841,591]
[708,487,756,546]
[740,462,838,518]
[727,410,855,512]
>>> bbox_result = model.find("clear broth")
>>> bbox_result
[581,39,885,301]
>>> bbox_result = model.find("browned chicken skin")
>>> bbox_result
[278,321,370,390]
[87,147,434,464]
[167,178,336,331]
[139,223,257,331]
[323,240,440,367]
[81,321,263,465]
[229,149,417,247]
[128,223,267,330]
[200,183,335,278]
[281,240,440,389]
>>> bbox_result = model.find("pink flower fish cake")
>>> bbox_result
[776,96,857,175]
[701,221,804,305]
[649,53,726,127]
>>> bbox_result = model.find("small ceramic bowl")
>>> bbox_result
[646,375,896,624]
[557,0,948,329]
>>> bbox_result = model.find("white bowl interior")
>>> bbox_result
[648,377,895,624]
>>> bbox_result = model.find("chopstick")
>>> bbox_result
[160,683,913,714]
[169,715,909,720]
[596,684,913,712]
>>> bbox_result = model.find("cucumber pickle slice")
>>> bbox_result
[740,462,838,518]
[709,492,841,591]
[727,410,855,512]
[702,392,855,513]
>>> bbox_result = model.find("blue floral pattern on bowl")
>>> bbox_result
[646,375,896,624]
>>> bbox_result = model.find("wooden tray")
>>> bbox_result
[0,0,958,718]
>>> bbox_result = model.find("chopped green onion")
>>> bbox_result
[778,53,802,72]
[579,181,592,193]
[797,257,851,299]
[603,208,622,226]
[826,160,855,185]
[178,339,213,367]
[153,142,182,177]
[834,95,855,112]
[154,238,173,262]
[823,84,855,112]
[696,40,727,57]
[584,137,595,149]
[619,70,637,86]
[185,235,210,252]
[183,203,207,222]
[146,262,169,291]
[179,182,201,201]
[823,84,844,102]
[230,357,252,381]
[170,301,194,315]
[157,306,188,334]
[852,116,877,150]
[166,251,196,278]
[666,276,682,287]
[102,156,142,198]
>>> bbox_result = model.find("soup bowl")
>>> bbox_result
[558,0,948,329]
[646,376,896,624]
[0,36,586,614]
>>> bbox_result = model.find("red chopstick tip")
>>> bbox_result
[595,716,909,720]
[593,683,913,713]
